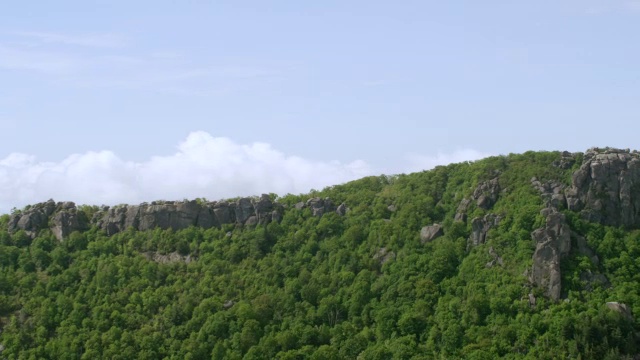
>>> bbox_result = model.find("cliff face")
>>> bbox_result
[566,148,640,228]
[8,195,344,240]
[528,148,640,300]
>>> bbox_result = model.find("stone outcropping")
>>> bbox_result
[373,247,396,265]
[93,195,284,236]
[9,194,345,240]
[530,208,571,301]
[8,200,89,240]
[420,224,444,243]
[469,214,501,246]
[566,147,640,228]
[454,176,501,222]
[606,302,635,322]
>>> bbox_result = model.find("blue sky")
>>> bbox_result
[0,1,639,211]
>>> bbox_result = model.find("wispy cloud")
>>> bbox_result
[0,44,80,74]
[0,131,491,213]
[13,31,127,48]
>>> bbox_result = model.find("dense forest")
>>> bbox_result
[0,148,638,359]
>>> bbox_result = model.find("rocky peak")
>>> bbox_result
[566,147,640,228]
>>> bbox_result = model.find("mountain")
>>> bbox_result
[0,147,638,359]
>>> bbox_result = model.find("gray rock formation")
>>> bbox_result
[474,177,500,210]
[469,214,501,246]
[566,147,640,228]
[486,246,504,268]
[606,302,634,322]
[454,177,501,222]
[336,203,348,216]
[454,198,472,222]
[305,197,335,217]
[373,247,396,265]
[143,251,194,264]
[7,194,298,239]
[51,202,89,241]
[530,208,571,301]
[8,199,57,238]
[420,224,444,243]
[531,178,566,209]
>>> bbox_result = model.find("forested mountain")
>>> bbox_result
[0,147,639,359]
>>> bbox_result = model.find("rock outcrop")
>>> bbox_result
[454,176,501,222]
[566,147,640,228]
[7,194,312,239]
[474,177,501,210]
[94,196,284,235]
[530,208,571,301]
[486,246,504,268]
[420,224,444,243]
[9,200,89,240]
[606,302,635,322]
[373,247,396,265]
[469,214,501,246]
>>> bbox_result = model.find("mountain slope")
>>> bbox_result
[0,148,638,359]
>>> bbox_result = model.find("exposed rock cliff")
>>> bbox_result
[566,147,640,227]
[530,208,571,301]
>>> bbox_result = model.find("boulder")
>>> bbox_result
[420,224,444,243]
[373,247,396,265]
[606,302,634,322]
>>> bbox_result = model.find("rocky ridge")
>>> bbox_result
[8,195,346,240]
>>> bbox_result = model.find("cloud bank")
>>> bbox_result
[0,131,489,213]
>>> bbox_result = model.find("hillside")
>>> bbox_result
[0,147,639,359]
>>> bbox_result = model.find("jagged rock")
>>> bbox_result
[552,151,577,169]
[213,201,235,225]
[528,293,536,307]
[244,216,258,226]
[531,178,566,209]
[469,214,501,246]
[144,251,194,264]
[306,197,335,217]
[271,210,282,223]
[138,201,201,231]
[486,246,504,268]
[235,198,254,225]
[606,302,634,322]
[254,194,274,224]
[530,209,571,301]
[294,202,305,210]
[8,199,57,238]
[387,204,397,212]
[51,204,89,241]
[373,247,396,265]
[474,178,500,210]
[420,224,444,243]
[566,147,640,228]
[336,203,347,216]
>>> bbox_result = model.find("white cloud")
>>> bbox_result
[400,149,493,174]
[0,132,372,212]
[0,132,491,213]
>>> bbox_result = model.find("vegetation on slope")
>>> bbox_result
[0,151,638,359]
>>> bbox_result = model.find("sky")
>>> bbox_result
[0,0,639,212]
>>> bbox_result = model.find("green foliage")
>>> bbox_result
[0,151,638,358]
